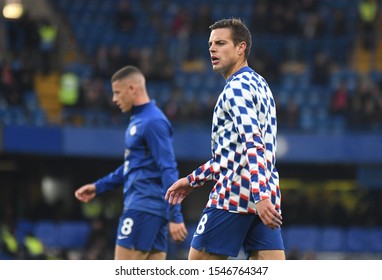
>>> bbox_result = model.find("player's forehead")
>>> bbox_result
[208,28,233,44]
[112,77,130,90]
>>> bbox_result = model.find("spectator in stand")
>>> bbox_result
[3,12,39,57]
[332,8,348,37]
[192,4,213,35]
[311,51,332,86]
[115,0,136,33]
[37,18,58,74]
[268,2,285,35]
[20,232,46,260]
[300,0,319,16]
[93,46,111,79]
[0,223,18,259]
[248,48,281,85]
[329,80,350,129]
[170,6,192,64]
[125,47,141,68]
[348,75,382,130]
[171,6,192,36]
[149,44,175,82]
[303,12,327,39]
[83,78,109,111]
[251,0,270,34]
[58,70,80,124]
[283,98,301,130]
[82,218,112,260]
[331,8,350,65]
[12,53,36,95]
[283,4,302,37]
[189,4,213,60]
[358,0,379,51]
[0,62,23,107]
[108,45,129,75]
[184,95,204,122]
[163,85,183,121]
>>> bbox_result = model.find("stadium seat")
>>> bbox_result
[318,227,346,252]
[345,227,368,253]
[30,108,47,126]
[15,220,34,244]
[300,107,315,131]
[33,221,60,248]
[366,228,382,253]
[283,226,320,252]
[58,222,92,249]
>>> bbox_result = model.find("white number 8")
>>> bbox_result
[121,217,134,236]
[196,213,208,234]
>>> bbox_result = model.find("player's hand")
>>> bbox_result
[74,184,96,203]
[169,222,188,242]
[255,198,282,230]
[165,177,193,205]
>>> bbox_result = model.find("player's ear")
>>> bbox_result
[238,41,246,55]
[128,83,135,92]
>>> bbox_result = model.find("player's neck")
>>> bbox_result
[223,60,248,80]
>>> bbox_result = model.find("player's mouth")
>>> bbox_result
[211,56,219,65]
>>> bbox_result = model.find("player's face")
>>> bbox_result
[112,78,135,113]
[208,28,241,79]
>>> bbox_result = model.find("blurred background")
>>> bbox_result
[0,0,382,260]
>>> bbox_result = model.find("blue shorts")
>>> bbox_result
[115,209,168,253]
[191,207,285,258]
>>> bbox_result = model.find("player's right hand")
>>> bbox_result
[165,177,193,205]
[255,198,282,230]
[74,184,96,203]
[169,222,188,242]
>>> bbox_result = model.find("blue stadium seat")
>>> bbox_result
[318,227,346,252]
[32,221,92,249]
[33,221,59,248]
[23,91,39,112]
[58,222,92,249]
[15,220,34,244]
[366,228,382,253]
[283,226,320,252]
[345,227,368,253]
[4,106,27,126]
[30,108,47,126]
[300,107,315,131]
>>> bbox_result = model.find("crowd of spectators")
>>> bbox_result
[1,0,381,131]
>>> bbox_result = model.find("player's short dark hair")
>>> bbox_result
[111,65,143,83]
[209,18,252,58]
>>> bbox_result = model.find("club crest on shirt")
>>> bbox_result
[125,149,130,157]
[130,125,137,136]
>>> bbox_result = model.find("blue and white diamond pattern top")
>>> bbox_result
[187,66,281,214]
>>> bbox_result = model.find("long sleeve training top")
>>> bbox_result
[187,66,281,215]
[95,101,183,223]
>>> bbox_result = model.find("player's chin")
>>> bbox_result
[212,64,224,73]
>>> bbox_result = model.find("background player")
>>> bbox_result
[75,65,187,260]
